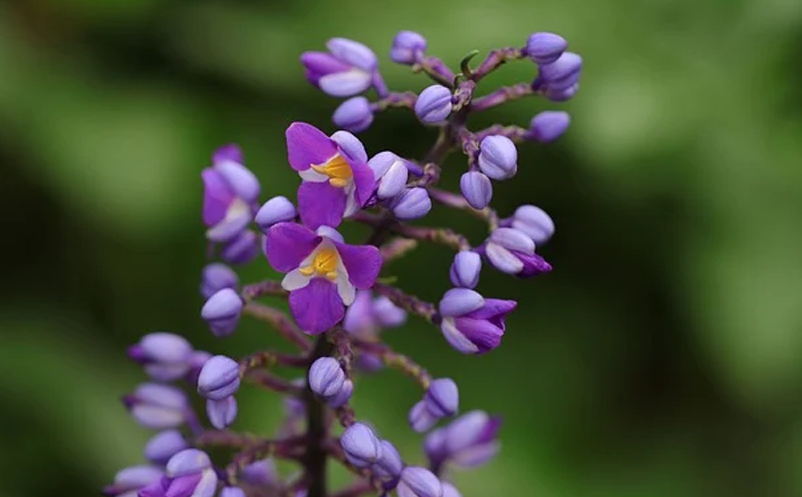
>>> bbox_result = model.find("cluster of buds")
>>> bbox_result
[106,28,580,497]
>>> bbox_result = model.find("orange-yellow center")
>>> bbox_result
[311,154,353,188]
[299,247,339,281]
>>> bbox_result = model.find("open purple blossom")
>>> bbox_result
[202,144,260,243]
[301,38,380,97]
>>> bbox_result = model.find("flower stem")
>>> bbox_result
[372,282,440,325]
[471,47,526,81]
[304,335,335,497]
[242,302,312,352]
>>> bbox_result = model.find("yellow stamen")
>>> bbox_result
[311,154,353,188]
[299,248,340,279]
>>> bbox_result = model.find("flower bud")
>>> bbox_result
[438,288,484,318]
[409,400,438,433]
[397,467,443,497]
[449,251,481,289]
[528,111,570,143]
[425,378,459,418]
[308,357,346,398]
[459,171,492,209]
[125,383,188,429]
[144,430,188,466]
[545,82,579,102]
[442,482,463,497]
[439,298,517,355]
[241,459,279,487]
[220,487,247,497]
[197,355,241,400]
[414,85,453,123]
[538,52,582,89]
[128,332,194,382]
[372,296,407,327]
[511,205,555,244]
[374,439,404,479]
[221,230,259,265]
[340,423,382,467]
[255,196,296,232]
[200,263,238,299]
[333,97,374,133]
[377,160,409,199]
[485,228,552,277]
[103,466,163,496]
[327,378,354,408]
[478,136,517,180]
[327,38,377,71]
[443,411,501,468]
[525,32,567,64]
[206,396,237,429]
[166,449,212,477]
[391,30,427,64]
[390,187,431,220]
[201,288,243,337]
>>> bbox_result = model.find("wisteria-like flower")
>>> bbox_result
[202,145,260,243]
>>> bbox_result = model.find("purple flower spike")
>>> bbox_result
[511,205,555,245]
[333,97,374,133]
[327,378,354,408]
[144,430,188,466]
[165,449,212,478]
[265,222,382,334]
[478,136,518,180]
[409,400,438,433]
[308,357,346,398]
[255,196,297,232]
[202,146,259,243]
[220,487,246,497]
[525,32,568,64]
[425,378,459,418]
[390,187,431,220]
[439,294,517,354]
[374,439,404,479]
[443,411,501,468]
[485,227,552,277]
[442,482,463,497]
[103,466,163,496]
[201,288,243,337]
[449,251,481,289]
[459,171,493,210]
[301,38,377,97]
[125,383,188,429]
[197,355,241,400]
[391,30,427,65]
[341,423,382,468]
[221,230,259,265]
[397,467,443,497]
[206,396,237,430]
[415,85,453,123]
[128,332,194,382]
[200,263,238,299]
[538,52,582,90]
[285,122,376,229]
[528,111,570,143]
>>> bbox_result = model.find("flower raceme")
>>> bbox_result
[108,28,582,497]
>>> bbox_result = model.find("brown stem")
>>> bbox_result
[303,335,335,497]
[352,338,432,389]
[225,437,306,484]
[428,187,500,230]
[471,47,526,81]
[243,302,312,352]
[241,280,287,301]
[372,282,440,325]
[244,370,304,395]
[380,237,419,263]
[331,480,375,497]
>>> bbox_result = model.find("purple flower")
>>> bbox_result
[397,467,443,497]
[510,205,555,245]
[206,396,237,429]
[528,111,570,143]
[220,230,259,265]
[265,222,382,334]
[128,332,194,382]
[478,136,517,180]
[438,289,516,354]
[414,85,453,123]
[389,187,432,220]
[255,196,297,232]
[341,422,382,467]
[124,383,188,429]
[103,466,162,496]
[449,251,481,289]
[525,32,568,64]
[333,97,375,133]
[158,449,218,497]
[202,144,259,243]
[368,151,411,200]
[144,430,188,466]
[301,38,378,97]
[391,30,427,65]
[200,263,238,300]
[484,228,552,277]
[197,355,241,400]
[201,288,243,337]
[286,122,376,229]
[459,171,493,210]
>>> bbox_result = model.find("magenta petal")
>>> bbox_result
[351,160,377,207]
[290,278,345,334]
[286,122,338,171]
[298,181,347,230]
[202,168,234,226]
[334,241,382,289]
[265,222,321,273]
[212,144,243,165]
[452,317,504,353]
[464,299,517,330]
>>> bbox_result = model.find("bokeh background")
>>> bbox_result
[2,0,802,496]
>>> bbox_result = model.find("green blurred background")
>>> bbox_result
[2,0,802,496]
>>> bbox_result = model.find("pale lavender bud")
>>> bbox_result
[355,352,384,373]
[545,82,579,102]
[240,459,278,487]
[443,411,501,468]
[255,196,296,231]
[525,32,568,64]
[308,357,346,398]
[425,378,459,418]
[459,171,492,209]
[164,469,217,497]
[391,30,427,64]
[220,487,246,497]
[341,423,382,467]
[165,449,212,478]
[449,251,481,289]
[103,466,163,496]
[442,482,463,497]
[438,288,485,317]
[125,383,188,429]
[206,396,237,430]
[200,263,238,299]
[372,296,407,327]
[128,332,193,382]
[201,288,243,337]
[485,228,552,277]
[409,400,438,433]
[390,187,431,220]
[414,85,452,123]
[374,439,404,479]
[333,97,374,133]
[397,467,443,497]
[478,136,518,180]
[187,351,212,386]
[377,161,409,199]
[538,52,582,89]
[511,205,555,244]
[328,379,354,408]
[439,298,517,354]
[327,38,378,71]
[423,428,448,469]
[197,355,240,400]
[528,111,570,143]
[144,430,188,466]
[221,230,259,265]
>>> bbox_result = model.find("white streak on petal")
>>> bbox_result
[335,256,355,306]
[440,317,479,354]
[485,243,523,274]
[343,183,359,217]
[282,269,311,291]
[299,168,329,182]
[319,69,373,97]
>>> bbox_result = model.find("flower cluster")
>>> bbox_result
[107,28,579,497]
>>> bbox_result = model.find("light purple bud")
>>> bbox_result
[343,290,375,336]
[200,263,238,300]
[206,396,237,430]
[397,467,443,497]
[545,82,579,102]
[220,487,246,497]
[126,384,188,429]
[525,32,568,64]
[355,352,384,373]
[425,378,459,418]
[165,449,212,478]
[391,30,427,64]
[442,482,463,497]
[309,357,346,398]
[200,288,243,337]
[409,400,438,433]
[326,38,378,71]
[449,251,481,289]
[240,459,278,487]
[341,423,382,467]
[187,351,212,386]
[438,288,484,317]
[414,85,452,123]
[221,230,259,265]
[372,296,407,328]
[377,160,409,200]
[165,469,217,497]
[538,52,582,87]
[327,378,353,408]
[144,430,188,466]
[478,136,518,180]
[255,196,296,231]
[104,466,163,496]
[423,428,448,468]
[529,111,570,143]
[443,411,501,468]
[137,477,168,497]
[333,97,374,133]
[374,440,404,479]
[512,205,555,244]
[136,333,192,365]
[197,355,241,400]
[459,171,493,210]
[391,187,431,220]
[489,228,535,254]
